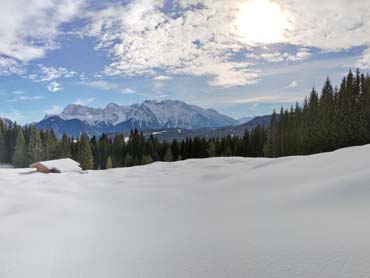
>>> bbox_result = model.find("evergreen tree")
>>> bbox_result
[207,140,216,157]
[163,147,173,162]
[27,126,44,163]
[77,133,94,170]
[0,125,6,163]
[12,128,28,168]
[106,156,113,169]
[141,154,153,165]
[58,134,71,158]
[124,153,133,167]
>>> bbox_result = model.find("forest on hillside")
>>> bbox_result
[1,69,369,169]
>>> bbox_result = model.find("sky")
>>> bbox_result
[0,0,370,124]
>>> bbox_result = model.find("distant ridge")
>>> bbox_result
[36,100,239,137]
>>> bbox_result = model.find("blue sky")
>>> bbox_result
[0,0,370,124]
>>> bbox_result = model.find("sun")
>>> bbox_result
[236,0,289,44]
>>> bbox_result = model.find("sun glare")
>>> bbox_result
[236,0,289,44]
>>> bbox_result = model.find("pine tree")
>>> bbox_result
[12,128,28,168]
[0,125,6,163]
[77,133,94,170]
[124,153,133,167]
[141,154,153,165]
[163,147,173,162]
[27,127,44,163]
[207,140,216,157]
[106,156,113,169]
[58,134,71,158]
[111,134,125,167]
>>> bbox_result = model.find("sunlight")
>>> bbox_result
[236,0,289,44]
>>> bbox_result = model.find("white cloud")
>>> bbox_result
[286,80,299,88]
[35,65,77,82]
[355,48,370,69]
[74,97,96,106]
[153,75,173,81]
[232,95,301,104]
[79,80,119,90]
[12,90,24,95]
[0,57,25,76]
[8,109,23,121]
[121,88,135,95]
[45,105,63,115]
[8,95,44,102]
[0,0,86,61]
[47,81,62,92]
[85,0,370,88]
[85,0,260,87]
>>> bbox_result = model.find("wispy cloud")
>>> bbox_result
[45,105,63,115]
[74,97,96,106]
[153,75,173,81]
[231,96,301,104]
[8,95,44,102]
[79,80,119,90]
[121,88,135,95]
[286,80,299,88]
[47,81,62,92]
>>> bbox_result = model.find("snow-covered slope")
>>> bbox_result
[1,145,370,277]
[56,100,238,129]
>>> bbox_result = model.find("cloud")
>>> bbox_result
[74,97,96,106]
[8,109,23,121]
[232,95,301,104]
[84,0,370,88]
[79,80,119,90]
[45,105,63,115]
[121,88,135,95]
[247,48,312,63]
[85,0,260,87]
[8,95,44,102]
[153,75,173,81]
[12,90,24,95]
[0,0,86,61]
[47,81,62,92]
[0,57,25,76]
[286,80,299,88]
[34,65,77,82]
[355,48,370,69]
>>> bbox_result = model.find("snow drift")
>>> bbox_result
[1,145,370,277]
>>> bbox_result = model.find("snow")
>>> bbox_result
[31,158,82,173]
[1,145,370,277]
[58,100,237,129]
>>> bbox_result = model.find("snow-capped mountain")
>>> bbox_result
[0,117,13,127]
[52,100,238,130]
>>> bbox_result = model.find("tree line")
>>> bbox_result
[264,69,370,157]
[2,69,369,169]
[0,121,266,170]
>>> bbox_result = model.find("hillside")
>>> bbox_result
[1,145,370,277]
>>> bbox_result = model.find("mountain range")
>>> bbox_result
[33,99,270,139]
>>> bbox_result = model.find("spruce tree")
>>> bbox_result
[58,134,71,158]
[124,153,133,167]
[12,128,28,168]
[27,127,44,163]
[106,156,113,169]
[77,133,94,170]
[163,147,173,162]
[0,126,6,163]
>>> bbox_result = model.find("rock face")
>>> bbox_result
[38,100,238,137]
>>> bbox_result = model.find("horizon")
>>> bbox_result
[1,0,369,124]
